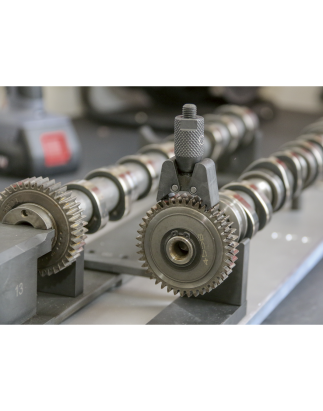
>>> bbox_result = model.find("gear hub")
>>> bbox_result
[0,176,87,276]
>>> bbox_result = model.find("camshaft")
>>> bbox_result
[67,104,259,234]
[136,104,323,297]
[220,130,323,241]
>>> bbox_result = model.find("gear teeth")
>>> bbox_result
[66,205,81,216]
[137,195,239,298]
[0,177,87,277]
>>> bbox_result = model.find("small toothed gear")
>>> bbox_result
[136,195,239,297]
[0,177,87,276]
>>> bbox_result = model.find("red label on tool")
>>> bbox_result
[41,132,71,167]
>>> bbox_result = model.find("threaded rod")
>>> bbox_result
[182,104,197,118]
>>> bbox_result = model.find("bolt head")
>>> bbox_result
[190,187,197,194]
[171,185,179,192]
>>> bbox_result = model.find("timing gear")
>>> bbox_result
[0,176,87,276]
[136,195,239,297]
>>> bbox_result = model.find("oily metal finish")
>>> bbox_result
[85,165,137,221]
[165,235,195,266]
[219,190,248,240]
[118,154,160,198]
[66,179,113,233]
[203,118,231,161]
[242,156,293,209]
[2,203,54,230]
[298,133,323,148]
[215,105,259,146]
[139,141,175,159]
[0,177,87,276]
[222,180,273,230]
[281,140,323,185]
[204,113,241,154]
[286,146,317,189]
[273,150,304,198]
[240,169,285,211]
[137,196,239,297]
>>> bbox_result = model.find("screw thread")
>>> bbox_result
[182,104,197,118]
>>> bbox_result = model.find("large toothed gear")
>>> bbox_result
[136,195,239,297]
[0,177,87,276]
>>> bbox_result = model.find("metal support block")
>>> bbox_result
[157,157,219,209]
[0,223,54,324]
[148,239,250,324]
[37,252,84,297]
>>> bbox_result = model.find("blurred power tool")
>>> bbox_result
[0,87,81,177]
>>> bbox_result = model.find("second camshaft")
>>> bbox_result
[67,104,259,234]
[136,104,323,297]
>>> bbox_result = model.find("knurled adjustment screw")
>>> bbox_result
[174,104,204,173]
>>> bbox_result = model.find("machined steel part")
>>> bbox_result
[65,104,260,235]
[67,148,168,234]
[136,195,239,297]
[219,121,323,240]
[215,104,259,146]
[0,177,87,276]
[137,109,323,299]
[162,105,259,162]
[174,104,204,173]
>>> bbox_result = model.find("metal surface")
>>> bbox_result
[262,255,323,324]
[0,177,87,276]
[222,180,273,230]
[73,184,323,325]
[0,112,323,323]
[38,252,85,298]
[157,157,219,209]
[55,110,323,324]
[240,169,285,211]
[2,203,54,229]
[67,178,118,233]
[137,196,238,297]
[215,105,259,146]
[240,183,323,324]
[242,156,293,209]
[0,224,54,324]
[148,239,249,324]
[219,190,248,240]
[24,270,125,325]
[174,104,204,173]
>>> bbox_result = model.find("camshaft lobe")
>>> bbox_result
[221,128,323,241]
[66,104,260,234]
